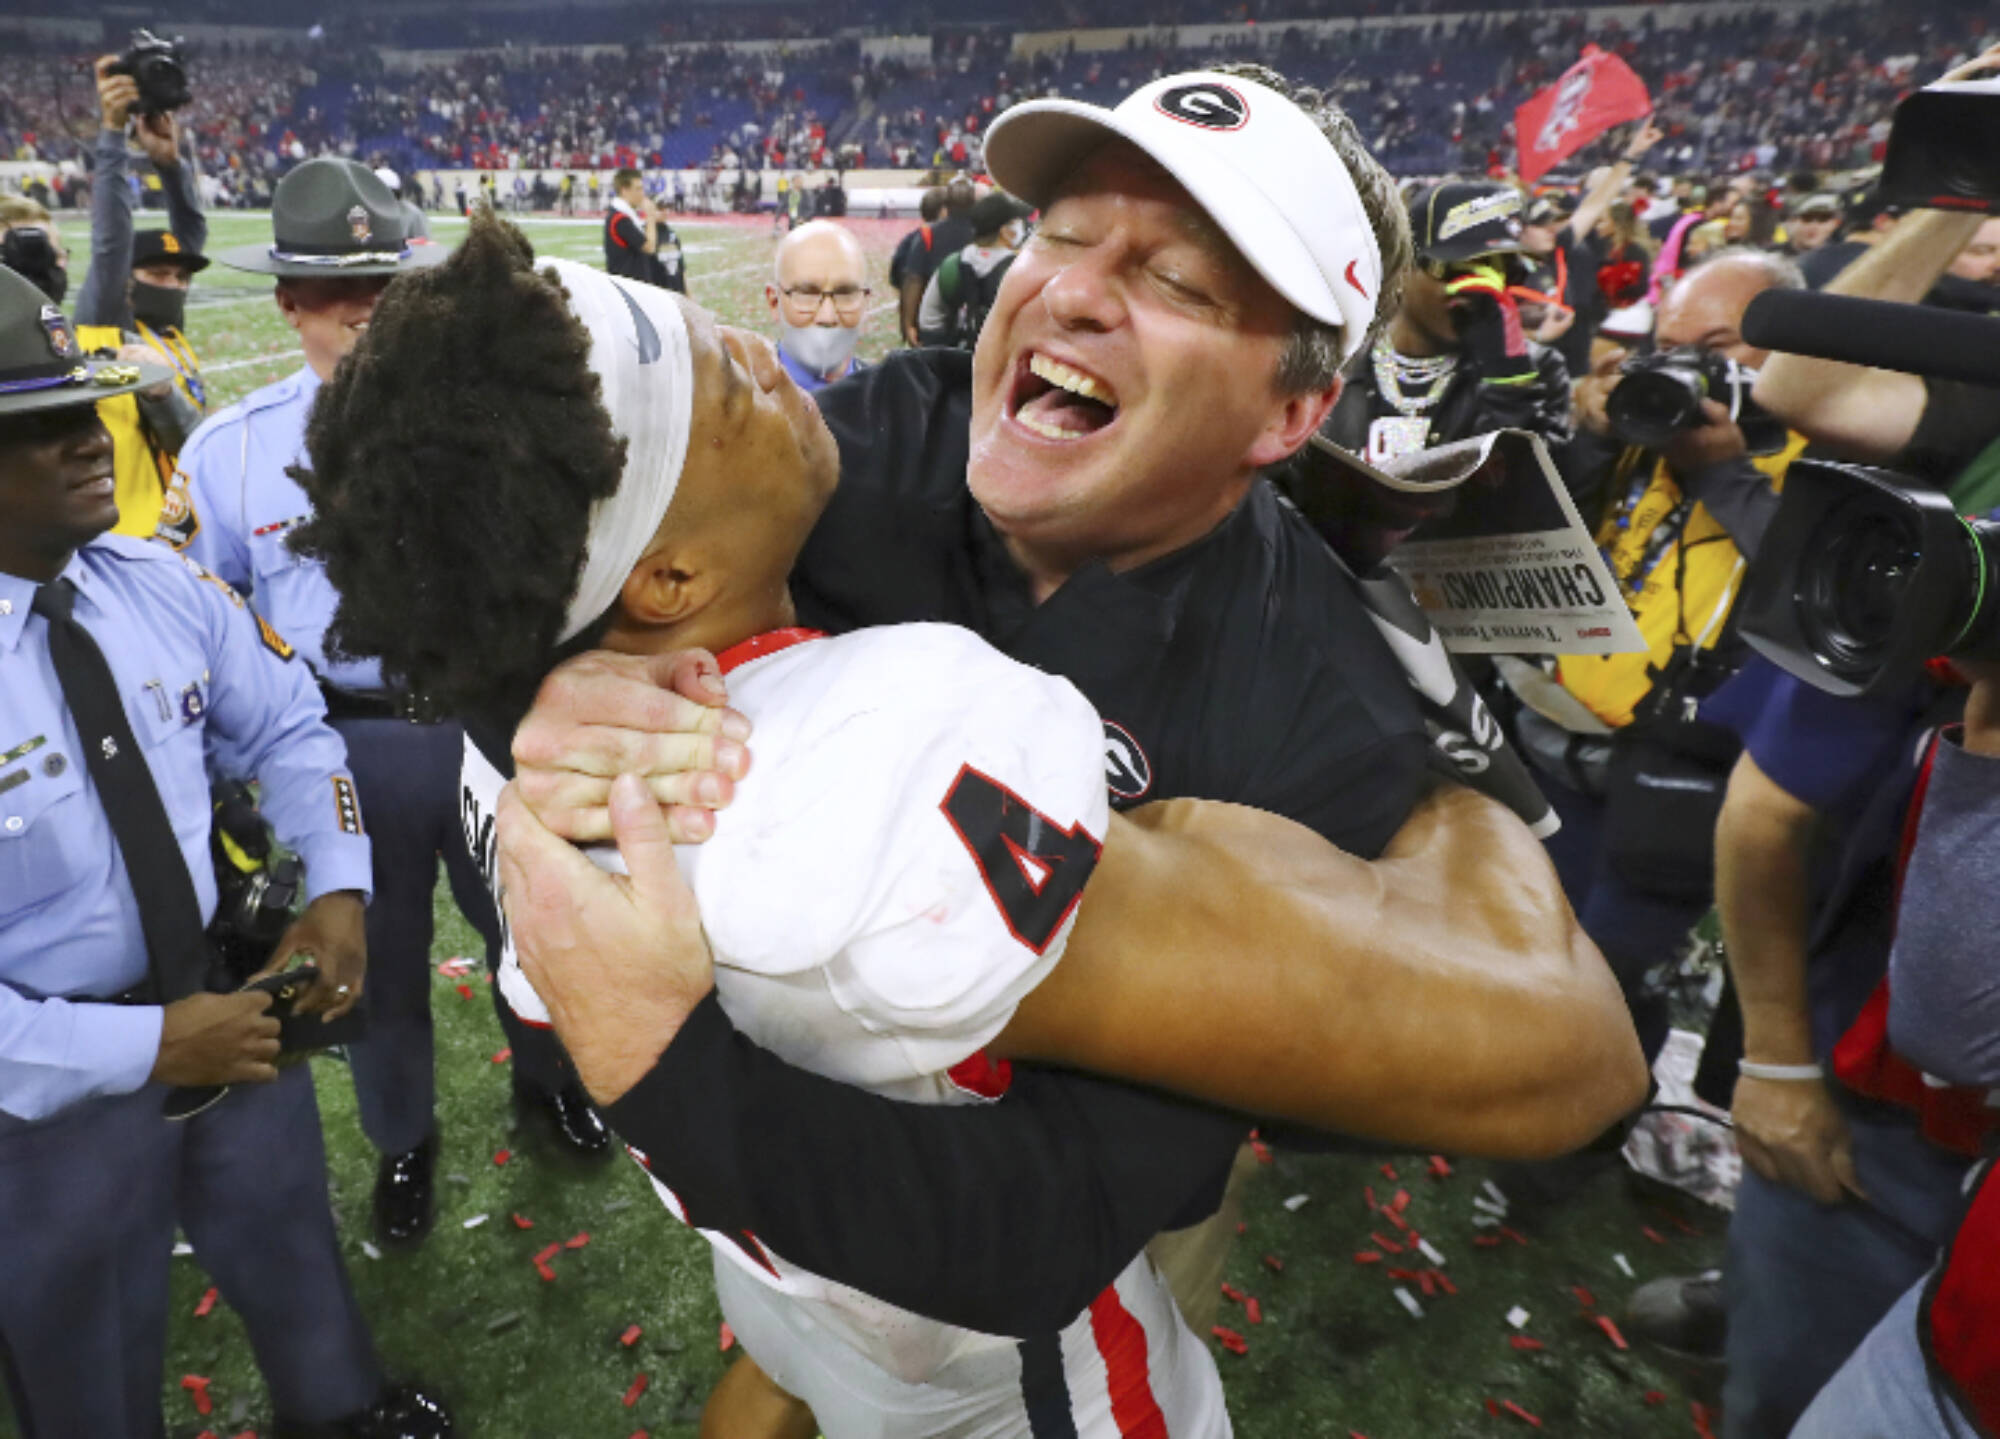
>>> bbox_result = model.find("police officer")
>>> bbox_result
[179,158,607,1252]
[0,265,449,1436]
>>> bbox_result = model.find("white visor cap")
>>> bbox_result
[983,71,1385,366]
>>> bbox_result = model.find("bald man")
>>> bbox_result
[764,220,872,392]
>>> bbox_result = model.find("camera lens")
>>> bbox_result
[1796,494,1924,684]
[1607,366,1705,449]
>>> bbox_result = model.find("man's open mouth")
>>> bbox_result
[1008,352,1120,442]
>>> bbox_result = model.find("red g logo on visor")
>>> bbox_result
[1155,83,1249,132]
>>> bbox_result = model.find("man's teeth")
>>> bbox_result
[1019,413,1087,440]
[1029,353,1117,409]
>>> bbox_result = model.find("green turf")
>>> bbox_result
[4,210,1726,1438]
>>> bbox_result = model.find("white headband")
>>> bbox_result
[541,257,696,642]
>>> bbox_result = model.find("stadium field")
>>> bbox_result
[10,208,1725,1439]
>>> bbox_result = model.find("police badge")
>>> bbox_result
[39,304,76,360]
[347,205,373,243]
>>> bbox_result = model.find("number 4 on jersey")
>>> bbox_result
[941,765,1102,954]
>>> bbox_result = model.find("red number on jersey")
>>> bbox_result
[940,765,1102,954]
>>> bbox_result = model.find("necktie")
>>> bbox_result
[33,578,208,1004]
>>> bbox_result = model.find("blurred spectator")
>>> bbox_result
[899,176,973,347]
[916,190,1029,349]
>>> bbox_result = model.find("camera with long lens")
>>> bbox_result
[1738,461,2000,698]
[1606,347,1789,456]
[108,29,191,117]
[1878,77,2000,215]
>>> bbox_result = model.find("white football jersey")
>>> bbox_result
[461,624,1229,1436]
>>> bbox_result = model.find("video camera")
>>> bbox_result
[206,779,304,985]
[1733,76,2000,698]
[107,29,191,117]
[1607,347,1789,457]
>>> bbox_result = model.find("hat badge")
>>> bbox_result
[39,305,77,360]
[347,205,373,243]
[161,233,181,254]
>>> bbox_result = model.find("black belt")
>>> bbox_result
[318,685,434,724]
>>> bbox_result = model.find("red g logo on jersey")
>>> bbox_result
[1103,721,1152,801]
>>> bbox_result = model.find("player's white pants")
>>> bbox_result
[715,1250,1233,1439]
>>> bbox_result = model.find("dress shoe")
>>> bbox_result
[1623,1269,1727,1358]
[513,1077,613,1161]
[513,1077,613,1162]
[373,1131,438,1249]
[274,1381,453,1438]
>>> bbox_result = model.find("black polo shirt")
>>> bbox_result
[604,349,1429,1335]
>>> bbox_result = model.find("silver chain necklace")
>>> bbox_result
[1372,335,1459,417]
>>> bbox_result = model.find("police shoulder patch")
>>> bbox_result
[178,553,247,609]
[332,775,363,835]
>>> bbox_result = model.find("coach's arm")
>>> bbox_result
[507,649,1645,1151]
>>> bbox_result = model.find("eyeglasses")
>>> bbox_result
[779,284,870,319]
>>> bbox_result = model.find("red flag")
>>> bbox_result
[1514,47,1652,186]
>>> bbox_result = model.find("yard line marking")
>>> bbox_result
[206,348,305,374]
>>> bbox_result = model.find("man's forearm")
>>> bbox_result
[1752,210,1984,459]
[160,149,206,256]
[76,129,134,329]
[999,787,1648,1158]
[1714,753,1817,1063]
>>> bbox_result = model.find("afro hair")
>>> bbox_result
[289,209,627,723]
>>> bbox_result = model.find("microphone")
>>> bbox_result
[1741,290,2000,387]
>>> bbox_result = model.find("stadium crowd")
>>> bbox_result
[2,0,2000,1433]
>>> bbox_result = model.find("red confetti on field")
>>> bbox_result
[455,983,474,1000]
[1380,1164,1399,1181]
[512,1213,534,1229]
[1370,1232,1403,1254]
[193,1287,218,1318]
[1353,1251,1383,1265]
[491,1047,512,1063]
[1211,1325,1249,1356]
[1390,1189,1412,1213]
[622,1373,648,1408]
[1249,1135,1274,1165]
[1644,1390,1667,1406]
[719,1322,736,1353]
[1499,1226,1529,1246]
[1474,1234,1505,1247]
[1220,1282,1246,1305]
[1235,1222,1246,1235]
[566,1232,591,1249]
[1573,1285,1597,1308]
[1594,1315,1630,1350]
[1432,1270,1457,1296]
[1261,1253,1285,1274]
[534,1244,561,1265]
[493,1149,511,1166]
[1510,1335,1545,1352]
[1428,1155,1453,1178]
[1363,1185,1379,1211]
[535,1261,556,1283]
[1642,1225,1668,1245]
[1666,1210,1701,1236]
[1500,1399,1545,1428]
[1244,1297,1262,1325]
[181,1375,212,1416]
[1418,1271,1437,1297]
[1383,1208,1411,1232]
[621,1324,643,1346]
[1691,1400,1719,1439]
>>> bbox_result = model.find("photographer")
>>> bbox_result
[1752,45,2000,481]
[1317,180,1572,469]
[1505,248,1807,1060]
[1776,661,2000,1438]
[71,53,210,542]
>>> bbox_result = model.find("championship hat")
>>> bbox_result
[982,71,1385,364]
[0,265,170,416]
[132,229,209,275]
[217,158,447,278]
[1410,181,1527,263]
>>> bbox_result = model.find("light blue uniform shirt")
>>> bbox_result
[0,534,373,1123]
[179,366,385,695]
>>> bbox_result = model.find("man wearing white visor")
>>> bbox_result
[423,66,1643,1437]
